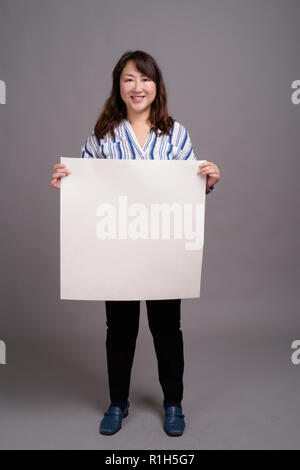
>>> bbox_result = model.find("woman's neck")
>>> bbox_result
[126,110,151,127]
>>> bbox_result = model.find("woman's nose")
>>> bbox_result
[132,81,143,92]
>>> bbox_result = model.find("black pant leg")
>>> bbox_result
[146,299,183,404]
[105,300,140,403]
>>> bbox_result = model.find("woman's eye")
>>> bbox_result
[125,78,150,82]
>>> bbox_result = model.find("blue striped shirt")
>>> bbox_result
[81,119,214,193]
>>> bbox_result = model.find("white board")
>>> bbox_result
[60,158,206,300]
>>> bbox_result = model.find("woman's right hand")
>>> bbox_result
[50,163,71,189]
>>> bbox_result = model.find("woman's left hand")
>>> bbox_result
[197,161,220,191]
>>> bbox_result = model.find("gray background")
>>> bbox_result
[0,0,299,450]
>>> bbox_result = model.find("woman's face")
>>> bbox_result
[120,60,157,117]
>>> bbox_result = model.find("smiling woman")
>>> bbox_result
[120,61,157,123]
[50,49,219,438]
[80,50,217,194]
[93,50,173,140]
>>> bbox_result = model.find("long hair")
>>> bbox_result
[94,50,175,140]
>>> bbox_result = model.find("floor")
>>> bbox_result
[0,299,299,450]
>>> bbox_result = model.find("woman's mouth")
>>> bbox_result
[131,96,145,103]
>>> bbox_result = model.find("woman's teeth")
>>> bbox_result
[131,96,145,102]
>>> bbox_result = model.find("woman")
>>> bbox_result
[50,50,220,437]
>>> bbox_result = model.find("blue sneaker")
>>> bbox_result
[164,405,185,436]
[99,401,130,435]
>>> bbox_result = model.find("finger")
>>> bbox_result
[53,166,69,174]
[197,169,213,174]
[52,172,67,178]
[53,163,66,169]
[56,169,70,175]
[199,164,219,173]
[53,169,71,176]
[198,164,214,170]
[198,163,210,168]
[198,168,219,175]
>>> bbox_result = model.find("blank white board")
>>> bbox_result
[60,158,206,300]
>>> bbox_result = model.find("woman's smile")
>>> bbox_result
[131,95,145,103]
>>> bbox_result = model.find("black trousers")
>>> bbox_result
[105,299,184,404]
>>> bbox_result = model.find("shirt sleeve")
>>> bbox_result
[205,184,215,195]
[177,123,215,195]
[80,132,104,159]
[177,126,197,161]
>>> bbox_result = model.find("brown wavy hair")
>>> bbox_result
[94,50,175,140]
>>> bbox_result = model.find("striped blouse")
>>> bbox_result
[81,119,214,194]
